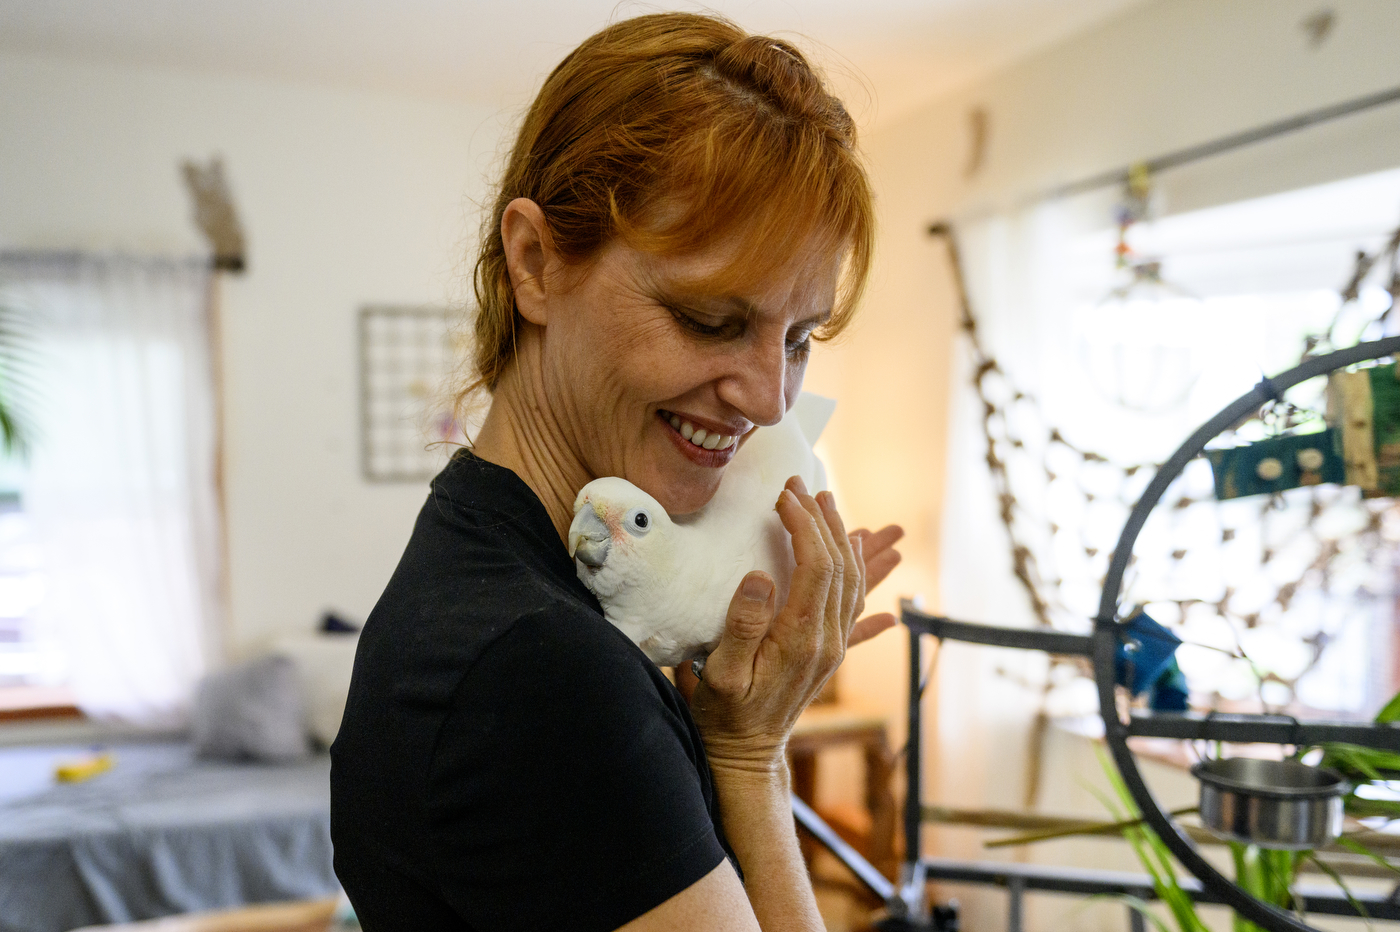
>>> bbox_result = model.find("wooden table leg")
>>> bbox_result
[864,734,897,879]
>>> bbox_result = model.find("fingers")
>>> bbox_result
[856,524,905,554]
[863,546,902,591]
[849,612,897,648]
[814,487,863,644]
[789,478,843,578]
[780,477,865,677]
[853,525,904,591]
[773,485,835,650]
[699,571,776,698]
[829,506,861,633]
[776,482,831,577]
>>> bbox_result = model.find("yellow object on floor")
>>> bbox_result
[55,751,114,783]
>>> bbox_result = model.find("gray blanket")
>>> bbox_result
[0,741,337,932]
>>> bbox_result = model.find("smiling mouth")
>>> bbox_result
[659,411,739,452]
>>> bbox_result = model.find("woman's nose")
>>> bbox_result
[716,340,788,427]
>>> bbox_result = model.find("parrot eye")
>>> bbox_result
[625,508,652,536]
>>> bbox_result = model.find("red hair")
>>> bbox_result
[469,12,874,392]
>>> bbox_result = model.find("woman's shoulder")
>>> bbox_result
[382,449,592,622]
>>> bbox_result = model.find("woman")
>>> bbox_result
[331,12,904,931]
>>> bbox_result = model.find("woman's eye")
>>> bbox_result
[670,307,740,340]
[786,329,815,358]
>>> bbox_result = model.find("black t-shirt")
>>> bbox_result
[330,451,732,931]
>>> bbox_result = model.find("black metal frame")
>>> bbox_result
[794,604,1400,929]
[1091,336,1400,931]
[791,339,1400,931]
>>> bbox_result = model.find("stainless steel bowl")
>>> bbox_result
[1192,755,1344,850]
[1192,757,1348,850]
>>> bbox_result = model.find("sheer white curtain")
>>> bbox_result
[0,254,223,725]
[929,196,1106,846]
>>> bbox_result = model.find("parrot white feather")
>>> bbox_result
[568,393,835,666]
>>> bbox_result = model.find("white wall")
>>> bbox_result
[0,53,505,653]
[824,1,1400,928]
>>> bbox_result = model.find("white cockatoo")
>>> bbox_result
[568,393,836,666]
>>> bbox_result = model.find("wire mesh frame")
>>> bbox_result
[1094,336,1400,932]
[357,305,457,483]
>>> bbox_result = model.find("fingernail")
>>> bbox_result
[743,575,774,602]
[775,489,793,510]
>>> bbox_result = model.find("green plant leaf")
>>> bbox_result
[1344,796,1400,821]
[1094,745,1210,932]
[1316,743,1400,781]
[1335,836,1400,876]
[0,297,34,456]
[1306,852,1372,929]
[1231,843,1253,932]
[1375,688,1400,724]
[1085,893,1175,932]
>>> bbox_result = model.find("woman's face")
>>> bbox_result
[536,233,841,516]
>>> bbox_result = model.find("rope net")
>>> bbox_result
[940,220,1400,713]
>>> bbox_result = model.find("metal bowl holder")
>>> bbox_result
[789,338,1400,932]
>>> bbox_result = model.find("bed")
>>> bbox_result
[0,737,338,932]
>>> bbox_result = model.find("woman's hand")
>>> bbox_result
[685,476,867,776]
[675,520,903,704]
[846,523,903,646]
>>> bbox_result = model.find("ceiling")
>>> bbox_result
[0,0,1154,130]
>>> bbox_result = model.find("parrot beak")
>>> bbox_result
[568,502,611,569]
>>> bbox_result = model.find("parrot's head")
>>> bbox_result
[569,478,677,591]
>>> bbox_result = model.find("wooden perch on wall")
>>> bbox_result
[181,157,247,273]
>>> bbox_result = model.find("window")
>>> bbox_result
[948,166,1400,719]
[0,254,221,723]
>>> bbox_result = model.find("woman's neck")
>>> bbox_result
[470,354,591,544]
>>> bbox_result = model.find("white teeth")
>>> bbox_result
[667,412,737,452]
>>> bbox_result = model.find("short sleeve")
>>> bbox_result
[424,608,728,932]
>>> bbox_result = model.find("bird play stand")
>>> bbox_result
[793,338,1400,932]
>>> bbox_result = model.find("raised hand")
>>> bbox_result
[686,476,865,773]
[847,524,903,647]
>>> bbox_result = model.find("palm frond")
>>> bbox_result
[0,294,36,456]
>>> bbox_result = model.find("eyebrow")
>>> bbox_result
[673,293,831,330]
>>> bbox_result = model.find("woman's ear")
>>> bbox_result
[501,198,555,326]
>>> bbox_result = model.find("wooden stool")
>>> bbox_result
[788,704,897,881]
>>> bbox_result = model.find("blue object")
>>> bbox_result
[1114,610,1182,695]
[1148,656,1190,712]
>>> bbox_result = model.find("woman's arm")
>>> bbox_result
[622,477,881,931]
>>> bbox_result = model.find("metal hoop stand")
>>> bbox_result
[793,338,1400,931]
[1092,336,1400,932]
